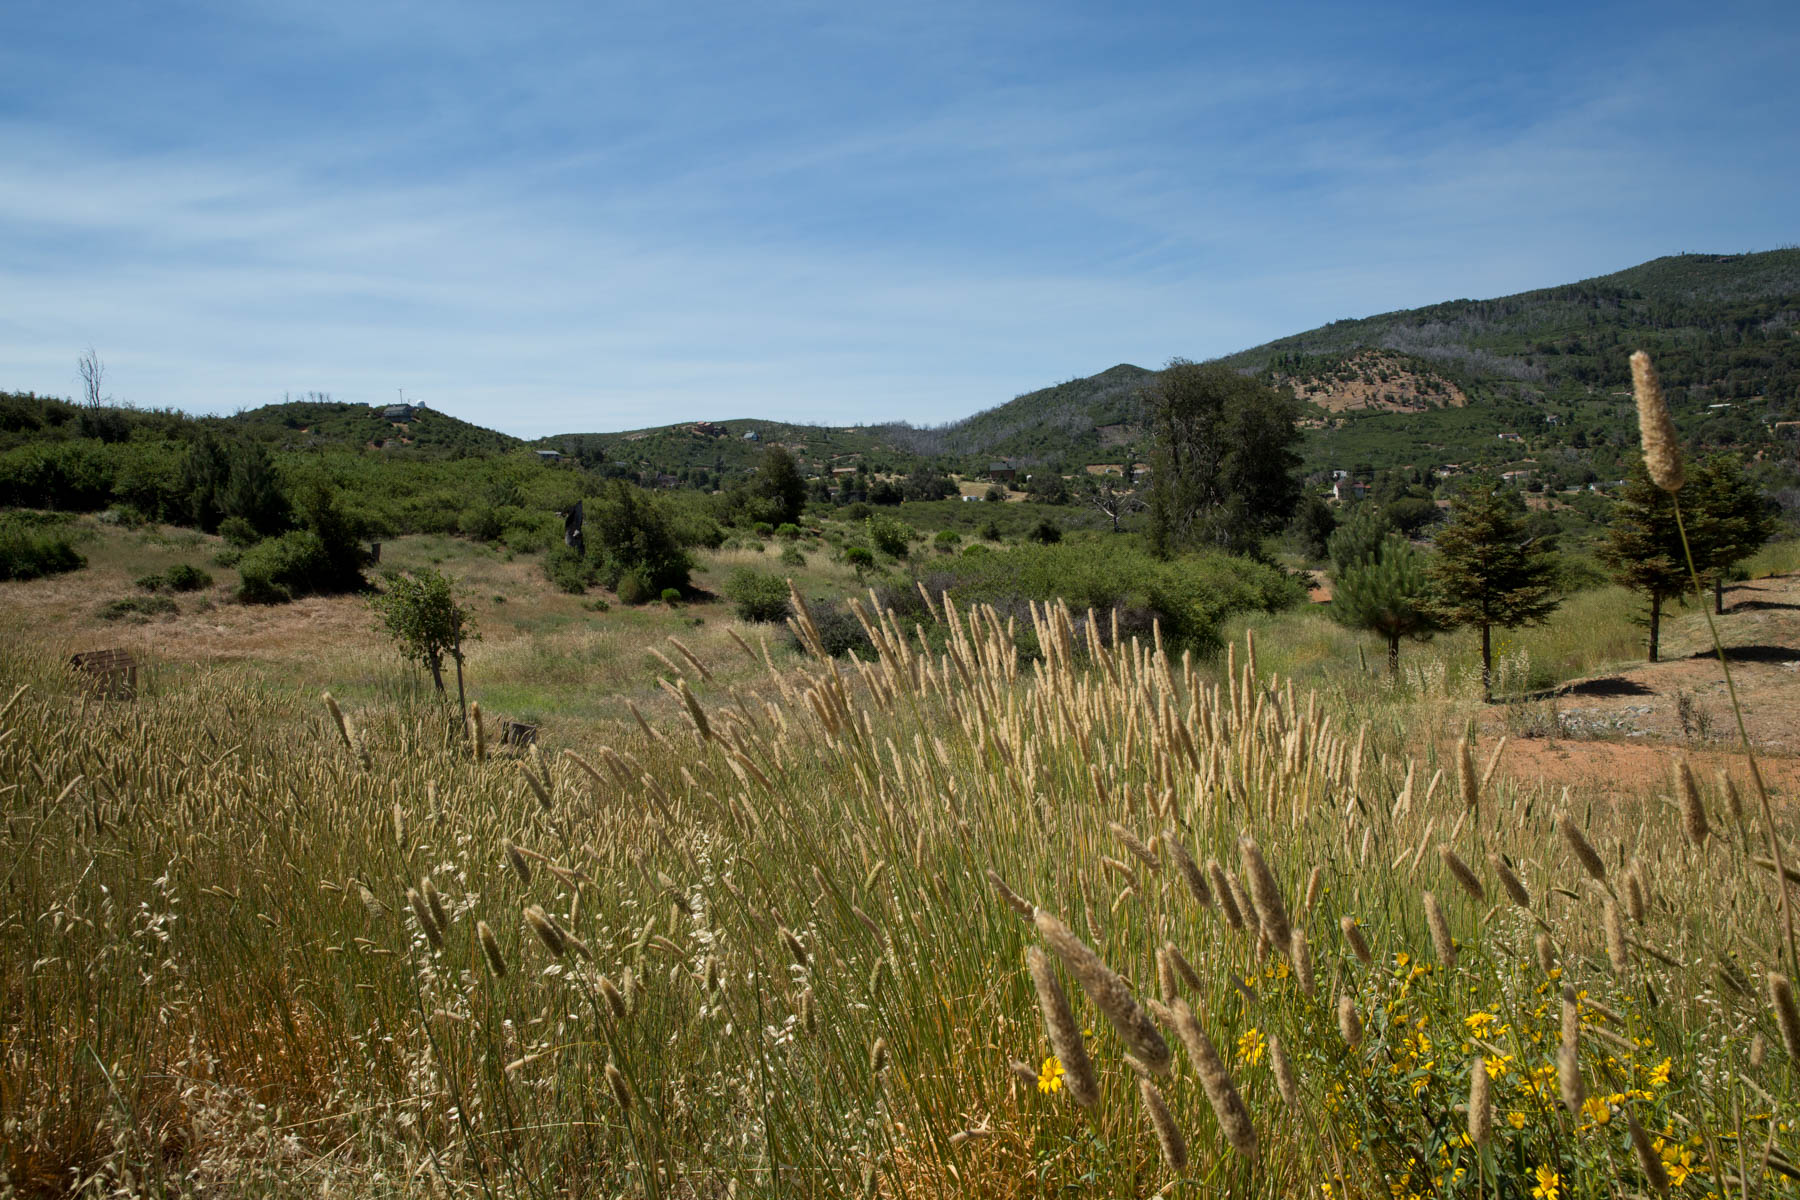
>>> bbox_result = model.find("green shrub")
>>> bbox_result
[234,526,362,605]
[616,569,653,606]
[135,572,167,592]
[218,515,261,548]
[165,563,212,592]
[786,596,873,659]
[775,523,801,540]
[97,594,178,621]
[1028,519,1062,545]
[779,545,806,568]
[752,522,774,538]
[660,587,682,605]
[866,515,910,558]
[913,541,1301,655]
[544,543,599,594]
[725,568,791,622]
[933,529,961,553]
[583,598,611,613]
[0,517,86,582]
[844,545,875,573]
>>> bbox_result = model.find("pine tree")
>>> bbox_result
[1427,476,1561,701]
[1331,536,1442,674]
[1597,460,1687,662]
[1685,453,1775,614]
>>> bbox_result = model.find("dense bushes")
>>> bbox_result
[0,515,85,581]
[724,568,791,622]
[235,488,369,604]
[542,482,693,602]
[914,539,1302,654]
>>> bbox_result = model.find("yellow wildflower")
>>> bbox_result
[1237,1026,1267,1067]
[1531,1164,1561,1200]
[1037,1055,1064,1094]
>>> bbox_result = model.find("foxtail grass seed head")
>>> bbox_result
[1717,768,1744,828]
[1165,999,1258,1161]
[503,839,531,887]
[1603,896,1629,974]
[1290,927,1315,998]
[1625,867,1648,924]
[1164,831,1213,908]
[1749,1033,1767,1069]
[1559,815,1607,883]
[1269,1034,1301,1112]
[1156,947,1178,1004]
[1237,836,1291,949]
[986,869,1034,921]
[1025,946,1099,1110]
[1771,974,1800,1063]
[1468,1057,1493,1149]
[599,975,628,1019]
[780,926,810,967]
[870,1037,887,1075]
[1303,865,1324,913]
[1559,985,1584,1114]
[1627,1109,1672,1195]
[1439,845,1486,903]
[1337,994,1362,1047]
[477,920,507,977]
[1109,821,1161,873]
[1490,852,1531,908]
[1008,1060,1039,1088]
[1340,916,1373,966]
[406,888,443,948]
[1675,756,1709,848]
[1165,942,1204,994]
[1423,891,1456,967]
[1035,911,1172,1076]
[422,877,449,933]
[1631,350,1685,493]
[523,905,566,958]
[1208,861,1245,930]
[800,987,816,1033]
[1138,1078,1189,1171]
[606,1062,633,1109]
[1536,932,1558,976]
[322,692,352,749]
[1457,737,1478,811]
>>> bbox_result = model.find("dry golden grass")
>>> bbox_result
[3,550,1798,1197]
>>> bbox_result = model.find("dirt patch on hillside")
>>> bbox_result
[1477,573,1800,795]
[1280,349,1468,413]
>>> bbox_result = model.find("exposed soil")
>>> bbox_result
[1278,349,1469,414]
[1478,572,1800,797]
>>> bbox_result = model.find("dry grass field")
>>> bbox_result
[3,514,1799,1196]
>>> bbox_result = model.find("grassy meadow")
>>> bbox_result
[4,527,1800,1196]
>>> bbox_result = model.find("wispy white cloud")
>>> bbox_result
[2,1,1795,434]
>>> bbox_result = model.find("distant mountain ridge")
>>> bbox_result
[203,250,1800,481]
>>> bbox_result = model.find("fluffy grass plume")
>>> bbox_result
[1035,910,1172,1076]
[1631,349,1685,492]
[1025,946,1100,1110]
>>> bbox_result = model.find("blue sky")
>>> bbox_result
[2,1,1795,437]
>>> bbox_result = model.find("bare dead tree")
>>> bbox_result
[78,348,108,407]
[1090,474,1146,534]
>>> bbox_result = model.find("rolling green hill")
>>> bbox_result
[867,250,1800,478]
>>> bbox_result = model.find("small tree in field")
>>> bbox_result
[1332,536,1441,674]
[1686,452,1774,614]
[370,567,477,720]
[1598,461,1687,662]
[1427,476,1560,701]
